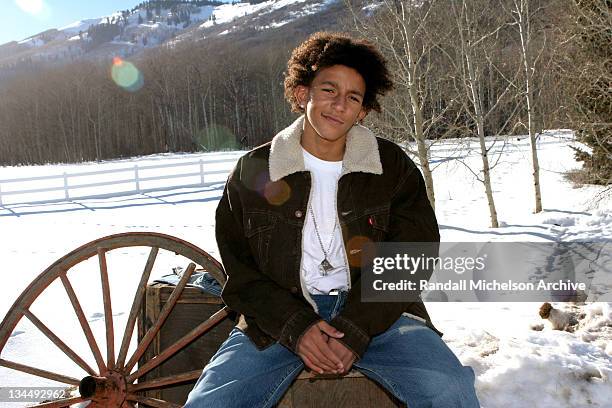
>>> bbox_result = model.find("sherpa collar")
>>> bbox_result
[269,115,383,182]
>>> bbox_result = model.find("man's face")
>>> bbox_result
[295,64,368,143]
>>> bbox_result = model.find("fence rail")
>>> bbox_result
[0,157,239,206]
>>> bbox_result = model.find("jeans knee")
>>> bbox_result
[184,393,206,408]
[435,368,479,407]
[184,388,239,408]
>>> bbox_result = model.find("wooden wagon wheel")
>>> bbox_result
[0,232,230,408]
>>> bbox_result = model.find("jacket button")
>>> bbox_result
[290,286,299,294]
[294,210,303,218]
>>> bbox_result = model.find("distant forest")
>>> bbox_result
[0,0,608,184]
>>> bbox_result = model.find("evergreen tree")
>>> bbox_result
[568,0,611,185]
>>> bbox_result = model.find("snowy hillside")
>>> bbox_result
[0,0,340,66]
[0,130,610,407]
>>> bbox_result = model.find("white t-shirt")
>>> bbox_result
[301,147,349,294]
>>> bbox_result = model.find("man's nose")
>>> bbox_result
[331,94,348,111]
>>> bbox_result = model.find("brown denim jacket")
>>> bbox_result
[215,115,442,359]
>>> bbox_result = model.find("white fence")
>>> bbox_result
[0,156,239,206]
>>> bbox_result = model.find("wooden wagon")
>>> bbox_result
[0,233,403,407]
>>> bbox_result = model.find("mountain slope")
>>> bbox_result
[0,0,347,69]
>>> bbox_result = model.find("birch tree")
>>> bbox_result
[344,0,460,210]
[503,0,549,212]
[444,0,524,227]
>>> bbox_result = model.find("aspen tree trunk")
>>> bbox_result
[412,98,436,210]
[201,94,209,148]
[464,31,499,228]
[512,0,543,212]
[69,93,77,161]
[270,74,279,131]
[346,0,438,202]
[187,72,194,144]
[395,0,436,209]
[34,99,42,162]
[212,91,218,146]
[459,0,499,227]
[191,72,200,146]
[57,101,70,162]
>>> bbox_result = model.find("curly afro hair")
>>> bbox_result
[284,31,393,114]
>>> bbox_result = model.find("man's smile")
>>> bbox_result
[322,113,344,125]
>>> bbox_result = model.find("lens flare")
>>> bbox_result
[264,180,291,206]
[347,235,374,267]
[111,57,144,92]
[15,0,44,15]
[15,0,50,19]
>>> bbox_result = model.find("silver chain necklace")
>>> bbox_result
[309,207,337,276]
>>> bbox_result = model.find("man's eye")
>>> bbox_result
[323,88,335,93]
[350,97,361,103]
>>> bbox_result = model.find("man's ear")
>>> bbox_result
[294,85,309,108]
[357,108,368,123]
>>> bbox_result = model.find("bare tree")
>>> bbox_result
[343,0,463,210]
[443,0,524,227]
[502,0,550,212]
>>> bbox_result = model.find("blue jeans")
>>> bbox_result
[185,292,480,408]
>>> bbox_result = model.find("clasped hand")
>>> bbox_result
[296,320,356,375]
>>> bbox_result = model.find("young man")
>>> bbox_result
[185,32,480,407]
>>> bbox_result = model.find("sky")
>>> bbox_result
[1,0,146,45]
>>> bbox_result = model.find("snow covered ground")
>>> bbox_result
[0,130,610,407]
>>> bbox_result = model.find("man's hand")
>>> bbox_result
[297,320,345,374]
[328,338,356,374]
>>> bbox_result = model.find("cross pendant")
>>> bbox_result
[319,258,334,276]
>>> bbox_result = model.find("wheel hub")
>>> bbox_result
[79,371,127,406]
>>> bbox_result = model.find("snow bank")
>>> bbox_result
[0,131,610,407]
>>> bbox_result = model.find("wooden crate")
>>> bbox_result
[138,282,236,405]
[139,282,404,407]
[278,370,404,407]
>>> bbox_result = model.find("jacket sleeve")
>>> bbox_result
[217,157,322,352]
[328,162,440,359]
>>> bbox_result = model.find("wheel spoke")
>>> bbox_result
[126,394,182,408]
[124,263,196,373]
[23,310,96,376]
[127,369,202,392]
[98,248,115,370]
[60,273,106,373]
[116,247,158,369]
[28,396,85,407]
[127,307,229,383]
[0,358,80,385]
[0,233,227,408]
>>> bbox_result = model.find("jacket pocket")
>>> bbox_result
[244,211,276,269]
[366,206,390,241]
